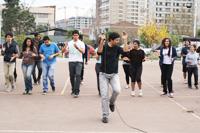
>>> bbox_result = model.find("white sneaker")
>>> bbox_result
[125,85,130,89]
[81,81,84,85]
[131,91,135,97]
[169,93,174,98]
[184,79,187,84]
[139,90,143,97]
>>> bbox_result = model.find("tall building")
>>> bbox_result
[55,17,93,35]
[96,0,147,33]
[29,6,56,28]
[148,0,194,36]
[96,0,197,36]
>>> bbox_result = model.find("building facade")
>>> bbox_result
[96,0,196,36]
[29,6,56,28]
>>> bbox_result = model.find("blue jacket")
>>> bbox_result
[160,47,177,65]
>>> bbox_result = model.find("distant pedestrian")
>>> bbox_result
[39,36,60,95]
[181,40,191,83]
[160,38,177,98]
[122,41,131,89]
[185,44,199,89]
[79,34,88,85]
[1,32,19,92]
[21,37,37,95]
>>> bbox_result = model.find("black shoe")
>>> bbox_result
[52,87,55,92]
[71,92,75,96]
[188,86,192,89]
[195,85,199,89]
[102,117,108,123]
[109,103,115,112]
[37,79,41,84]
[73,93,79,98]
[42,91,47,95]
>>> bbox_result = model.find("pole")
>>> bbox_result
[194,0,197,37]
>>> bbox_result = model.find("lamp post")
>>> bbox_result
[186,0,197,37]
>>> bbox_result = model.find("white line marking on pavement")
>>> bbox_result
[143,81,200,121]
[0,130,65,133]
[61,77,70,95]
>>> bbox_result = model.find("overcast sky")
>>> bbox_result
[0,0,96,20]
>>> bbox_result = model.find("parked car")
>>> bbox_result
[140,44,152,55]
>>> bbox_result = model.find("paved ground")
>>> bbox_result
[0,57,200,133]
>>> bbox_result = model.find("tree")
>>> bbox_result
[2,0,36,35]
[36,25,48,32]
[138,23,169,47]
[2,0,21,33]
[197,29,200,38]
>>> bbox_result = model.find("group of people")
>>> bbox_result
[1,30,199,124]
[1,32,60,95]
[181,40,200,89]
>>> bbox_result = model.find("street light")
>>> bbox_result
[186,1,198,37]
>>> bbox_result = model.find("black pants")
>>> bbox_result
[95,63,101,95]
[188,67,198,87]
[130,65,143,83]
[159,63,163,85]
[32,61,42,83]
[81,62,84,81]
[69,62,83,95]
[14,62,17,82]
[161,64,173,93]
[123,64,130,85]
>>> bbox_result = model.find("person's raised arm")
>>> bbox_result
[97,34,106,54]
[122,32,129,52]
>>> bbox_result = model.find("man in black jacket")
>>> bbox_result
[2,32,19,92]
[32,33,43,84]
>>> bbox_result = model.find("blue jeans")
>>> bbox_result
[22,64,34,91]
[42,62,55,91]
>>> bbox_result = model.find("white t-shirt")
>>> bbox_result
[67,40,85,62]
[163,48,172,65]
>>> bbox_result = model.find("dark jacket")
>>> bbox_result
[2,41,19,63]
[160,46,177,65]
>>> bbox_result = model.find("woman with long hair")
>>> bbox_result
[160,38,177,98]
[21,37,37,95]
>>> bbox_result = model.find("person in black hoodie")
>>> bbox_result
[1,32,19,92]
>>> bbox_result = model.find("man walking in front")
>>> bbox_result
[97,32,128,123]
[39,36,60,95]
[65,30,85,98]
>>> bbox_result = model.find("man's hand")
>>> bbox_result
[74,43,79,49]
[48,55,54,60]
[32,53,36,57]
[123,57,130,61]
[122,32,128,40]
[10,57,15,62]
[99,34,106,42]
